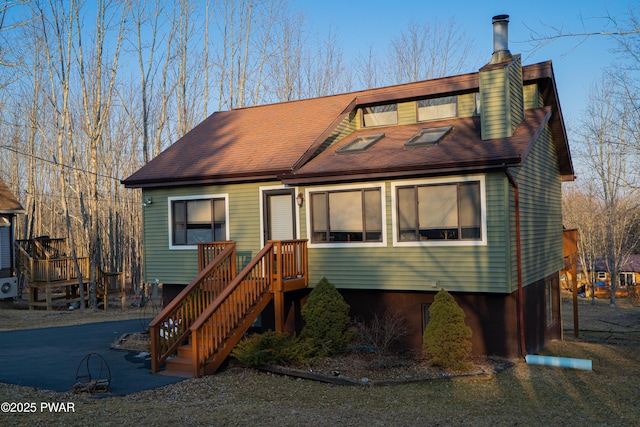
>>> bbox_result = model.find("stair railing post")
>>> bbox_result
[192,330,200,378]
[272,241,285,332]
[151,325,159,373]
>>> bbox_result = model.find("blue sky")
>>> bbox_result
[296,0,636,133]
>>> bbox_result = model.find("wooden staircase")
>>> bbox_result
[149,240,308,378]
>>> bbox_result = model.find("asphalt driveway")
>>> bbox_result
[0,319,184,396]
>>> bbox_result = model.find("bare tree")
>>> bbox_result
[386,18,476,84]
[37,0,87,309]
[354,46,382,90]
[563,184,606,302]
[578,72,640,306]
[306,25,347,98]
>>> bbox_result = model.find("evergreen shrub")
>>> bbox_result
[300,277,353,356]
[423,288,473,371]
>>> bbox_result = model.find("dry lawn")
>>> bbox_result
[0,296,639,426]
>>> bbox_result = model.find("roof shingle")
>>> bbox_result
[0,179,24,214]
[122,61,572,188]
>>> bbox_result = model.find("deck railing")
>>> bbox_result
[198,241,236,272]
[190,239,308,377]
[271,239,308,282]
[149,242,237,373]
[189,242,275,377]
[15,240,90,283]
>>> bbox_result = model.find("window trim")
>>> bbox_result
[416,95,458,122]
[305,183,387,248]
[391,175,487,247]
[259,185,301,248]
[167,194,229,250]
[546,278,558,326]
[361,104,398,128]
[620,272,635,286]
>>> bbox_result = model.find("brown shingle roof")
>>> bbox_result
[123,93,356,187]
[282,108,551,184]
[0,179,24,214]
[122,61,572,188]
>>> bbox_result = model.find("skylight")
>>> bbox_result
[336,134,384,154]
[405,126,452,147]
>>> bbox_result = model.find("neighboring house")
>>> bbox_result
[123,15,574,362]
[577,256,640,297]
[0,178,25,300]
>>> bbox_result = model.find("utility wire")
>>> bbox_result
[0,145,129,181]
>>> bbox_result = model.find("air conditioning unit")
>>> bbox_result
[0,277,18,299]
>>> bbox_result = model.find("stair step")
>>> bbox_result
[165,356,193,373]
[157,369,194,379]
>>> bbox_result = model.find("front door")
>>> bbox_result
[263,189,296,242]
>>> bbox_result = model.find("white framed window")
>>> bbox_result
[391,175,487,247]
[168,194,229,249]
[306,183,386,248]
[620,272,635,287]
[597,271,607,281]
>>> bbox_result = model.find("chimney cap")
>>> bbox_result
[489,14,512,64]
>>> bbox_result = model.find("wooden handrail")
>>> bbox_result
[14,242,33,281]
[149,239,307,377]
[149,242,237,373]
[189,242,275,377]
[198,241,235,271]
[269,239,308,281]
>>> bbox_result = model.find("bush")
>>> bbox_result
[355,310,409,358]
[300,277,353,356]
[423,288,472,371]
[232,330,292,367]
[232,331,318,367]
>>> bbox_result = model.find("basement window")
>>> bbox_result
[405,126,452,147]
[417,96,457,121]
[336,134,384,154]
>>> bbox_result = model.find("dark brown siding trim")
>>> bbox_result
[122,172,288,189]
[281,160,522,185]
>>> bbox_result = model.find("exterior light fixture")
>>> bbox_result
[296,192,304,207]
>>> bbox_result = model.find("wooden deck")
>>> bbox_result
[15,238,125,310]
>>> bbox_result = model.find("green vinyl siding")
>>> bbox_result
[398,101,416,124]
[313,111,357,158]
[507,59,525,132]
[509,125,563,289]
[523,83,541,109]
[142,182,275,284]
[303,173,512,293]
[479,57,524,140]
[457,93,477,117]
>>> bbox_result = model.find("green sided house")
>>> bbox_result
[123,15,574,377]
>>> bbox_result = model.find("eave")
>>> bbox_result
[281,158,523,185]
[122,171,290,189]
